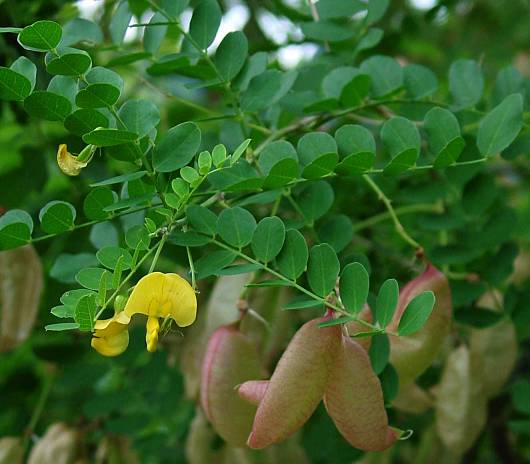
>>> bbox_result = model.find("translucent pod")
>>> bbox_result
[388,264,452,386]
[247,317,341,449]
[238,380,269,406]
[324,336,397,451]
[200,324,262,446]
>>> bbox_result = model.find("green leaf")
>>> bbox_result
[308,243,340,298]
[188,0,222,50]
[0,67,32,101]
[83,128,138,146]
[360,55,403,98]
[215,31,248,81]
[301,21,354,42]
[449,59,484,108]
[230,138,252,165]
[24,91,72,121]
[322,66,358,99]
[216,263,263,276]
[110,0,132,45]
[241,70,296,111]
[340,262,369,314]
[297,181,334,223]
[76,83,121,108]
[46,47,92,76]
[76,267,114,291]
[65,108,109,136]
[403,64,438,99]
[195,249,236,279]
[317,315,355,327]
[477,93,523,157]
[61,18,103,46]
[234,51,267,91]
[45,323,80,331]
[186,205,217,236]
[144,12,167,54]
[335,124,375,174]
[90,171,147,187]
[251,216,286,263]
[47,75,78,104]
[125,225,150,250]
[380,116,420,175]
[369,334,390,375]
[50,253,98,283]
[340,73,372,107]
[10,56,36,91]
[398,291,436,336]
[246,279,292,288]
[375,278,399,328]
[153,121,201,172]
[208,160,262,191]
[18,20,62,51]
[454,307,504,328]
[0,209,33,250]
[283,297,324,311]
[297,132,338,179]
[424,107,465,168]
[317,214,353,253]
[118,99,160,138]
[276,229,308,280]
[263,158,299,189]
[217,207,256,248]
[258,140,298,180]
[39,201,76,234]
[355,28,383,52]
[366,0,390,24]
[169,230,211,247]
[493,66,524,105]
[96,246,133,270]
[75,293,97,331]
[316,0,365,19]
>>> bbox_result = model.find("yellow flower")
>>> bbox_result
[56,144,95,176]
[123,272,197,352]
[91,311,130,357]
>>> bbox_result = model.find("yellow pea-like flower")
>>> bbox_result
[91,311,130,357]
[56,144,95,176]
[123,272,197,353]
[90,273,196,356]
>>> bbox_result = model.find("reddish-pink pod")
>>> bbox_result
[200,324,262,446]
[247,317,341,449]
[238,380,268,406]
[324,336,397,451]
[389,264,452,386]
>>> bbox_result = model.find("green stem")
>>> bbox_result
[148,232,169,273]
[352,203,441,233]
[210,239,378,330]
[186,246,197,289]
[362,175,422,251]
[22,368,55,450]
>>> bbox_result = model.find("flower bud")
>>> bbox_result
[388,264,452,386]
[200,324,262,446]
[324,336,397,451]
[247,317,341,449]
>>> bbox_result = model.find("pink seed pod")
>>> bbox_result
[324,336,397,451]
[247,317,341,449]
[388,264,452,386]
[200,324,262,446]
[238,380,269,406]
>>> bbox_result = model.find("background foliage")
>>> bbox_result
[1,0,530,463]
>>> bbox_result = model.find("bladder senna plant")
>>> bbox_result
[91,272,197,356]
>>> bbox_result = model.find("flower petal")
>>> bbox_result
[91,311,130,357]
[56,144,88,176]
[124,272,197,326]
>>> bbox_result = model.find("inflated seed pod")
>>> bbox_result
[324,336,397,451]
[388,264,452,386]
[247,317,341,449]
[0,245,43,352]
[200,323,262,447]
[238,380,269,406]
